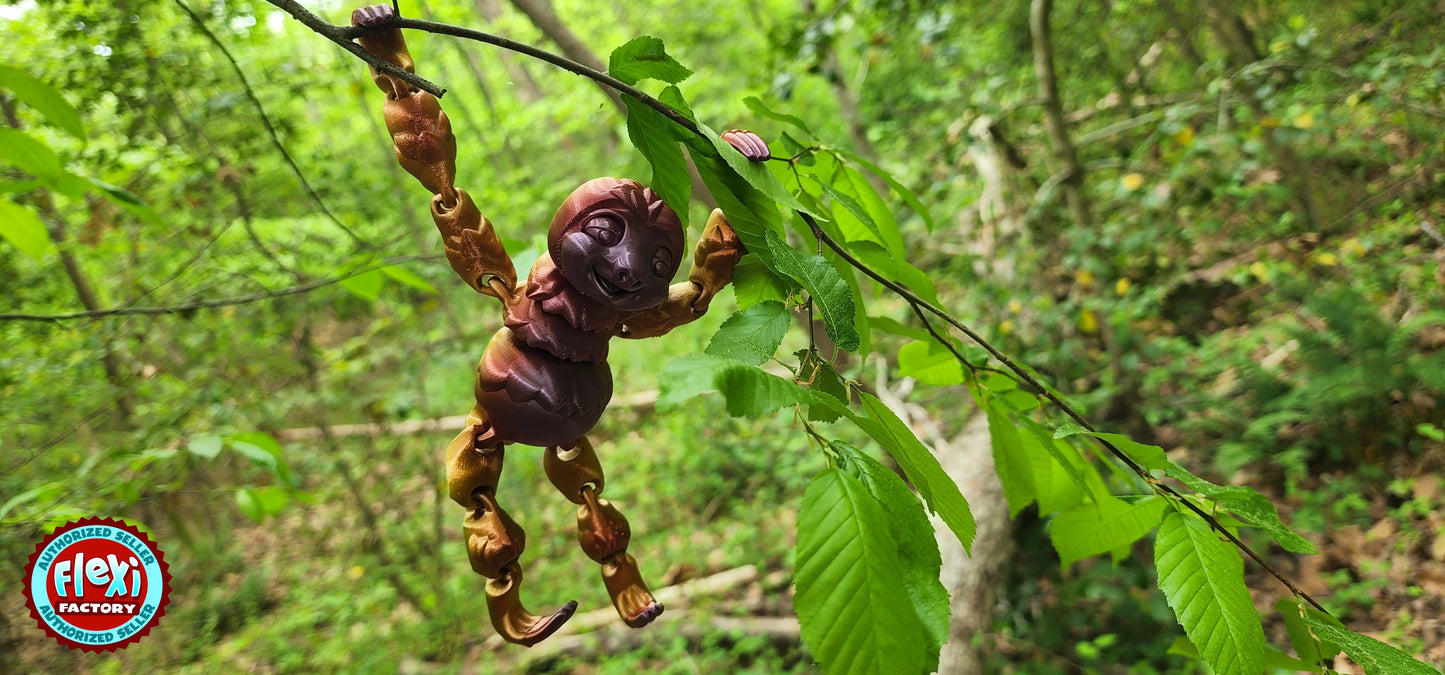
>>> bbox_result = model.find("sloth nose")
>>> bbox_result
[614,266,641,289]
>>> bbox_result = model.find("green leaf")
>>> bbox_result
[794,469,927,675]
[226,432,280,470]
[1164,462,1317,554]
[698,122,818,218]
[764,230,859,352]
[692,153,782,254]
[1303,614,1441,674]
[1276,597,1341,665]
[897,340,965,386]
[340,269,385,301]
[658,85,695,122]
[816,179,886,247]
[742,96,813,135]
[0,199,53,260]
[624,95,691,228]
[1154,511,1267,675]
[1053,426,1168,470]
[0,65,84,140]
[187,434,224,459]
[1322,613,1413,669]
[0,179,40,194]
[833,442,950,673]
[236,488,264,522]
[706,301,791,366]
[844,393,975,552]
[1050,496,1165,570]
[84,176,163,226]
[870,315,934,342]
[657,353,814,417]
[0,129,62,182]
[985,397,1036,516]
[732,253,792,308]
[835,148,934,232]
[607,36,693,86]
[795,349,848,421]
[379,264,438,294]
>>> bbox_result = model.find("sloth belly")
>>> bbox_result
[475,327,613,447]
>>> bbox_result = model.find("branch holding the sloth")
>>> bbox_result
[266,1,1329,616]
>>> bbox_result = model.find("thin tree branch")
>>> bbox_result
[0,254,442,322]
[269,5,1330,615]
[176,0,379,250]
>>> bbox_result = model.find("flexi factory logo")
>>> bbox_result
[22,517,171,651]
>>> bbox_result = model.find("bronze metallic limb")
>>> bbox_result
[446,406,577,645]
[545,438,664,627]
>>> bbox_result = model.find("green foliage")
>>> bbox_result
[607,36,693,86]
[1305,612,1443,675]
[705,301,790,365]
[794,468,928,675]
[1154,511,1266,675]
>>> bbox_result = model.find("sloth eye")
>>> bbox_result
[652,250,673,277]
[583,216,622,246]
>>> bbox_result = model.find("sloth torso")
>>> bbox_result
[475,254,623,447]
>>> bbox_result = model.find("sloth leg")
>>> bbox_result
[446,405,576,646]
[544,437,664,628]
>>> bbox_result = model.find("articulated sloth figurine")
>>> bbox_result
[351,5,755,646]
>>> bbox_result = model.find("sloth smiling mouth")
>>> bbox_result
[591,269,635,298]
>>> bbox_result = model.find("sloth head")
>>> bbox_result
[548,178,684,311]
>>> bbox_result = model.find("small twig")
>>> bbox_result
[178,0,378,250]
[0,254,442,322]
[263,0,445,97]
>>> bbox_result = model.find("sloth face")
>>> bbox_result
[550,179,683,311]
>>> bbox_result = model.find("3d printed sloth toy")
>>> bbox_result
[352,5,759,646]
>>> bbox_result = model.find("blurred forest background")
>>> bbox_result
[2,0,1443,672]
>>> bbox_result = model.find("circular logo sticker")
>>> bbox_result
[22,517,171,652]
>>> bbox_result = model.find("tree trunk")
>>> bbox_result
[1031,0,1092,231]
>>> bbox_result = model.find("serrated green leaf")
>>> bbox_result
[764,230,859,352]
[379,264,438,294]
[607,36,693,86]
[699,122,818,218]
[340,269,385,301]
[845,239,939,306]
[833,442,949,673]
[1275,597,1341,665]
[844,393,975,552]
[898,340,965,386]
[187,434,224,459]
[732,253,792,308]
[1303,615,1441,674]
[706,301,790,366]
[624,95,691,228]
[0,199,53,260]
[1050,495,1165,570]
[83,176,162,225]
[0,129,62,182]
[742,96,813,135]
[835,148,935,232]
[795,469,927,675]
[1155,511,1266,675]
[1164,462,1317,554]
[0,65,84,140]
[657,353,814,417]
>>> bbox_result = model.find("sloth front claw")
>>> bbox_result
[602,553,664,628]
